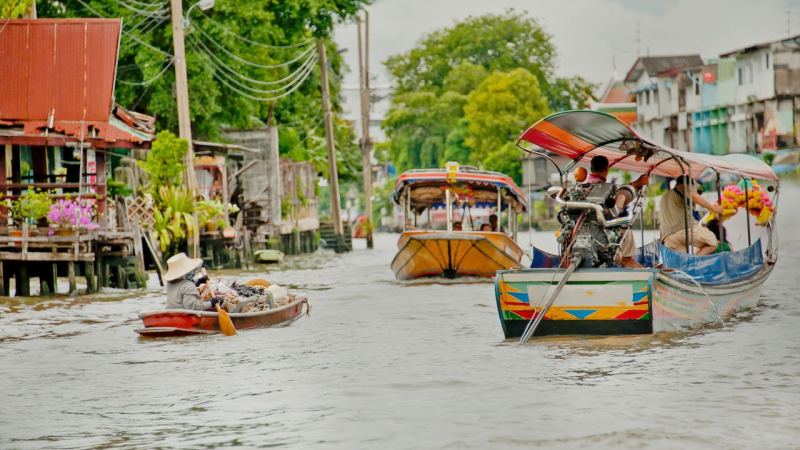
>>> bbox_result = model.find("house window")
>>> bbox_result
[646,90,651,105]
[749,64,753,83]
[738,67,745,85]
[766,53,770,69]
[695,82,700,95]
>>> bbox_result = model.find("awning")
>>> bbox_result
[518,110,777,181]
[392,169,529,212]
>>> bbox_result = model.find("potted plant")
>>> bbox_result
[197,198,239,232]
[46,197,100,236]
[10,188,52,236]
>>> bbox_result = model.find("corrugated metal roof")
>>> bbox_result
[0,19,122,122]
[624,54,703,82]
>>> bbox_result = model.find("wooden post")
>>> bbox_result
[169,0,196,191]
[317,39,346,252]
[0,145,7,222]
[67,261,77,294]
[132,217,147,288]
[96,150,107,227]
[357,13,374,249]
[0,261,4,296]
[17,264,30,297]
[84,261,95,293]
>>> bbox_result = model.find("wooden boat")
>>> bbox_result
[390,164,529,280]
[498,111,779,340]
[134,294,309,337]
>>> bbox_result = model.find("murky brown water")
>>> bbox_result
[1,183,800,450]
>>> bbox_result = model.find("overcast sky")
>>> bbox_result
[334,0,799,90]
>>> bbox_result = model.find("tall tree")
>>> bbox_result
[31,0,368,179]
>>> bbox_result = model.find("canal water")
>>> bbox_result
[1,183,799,450]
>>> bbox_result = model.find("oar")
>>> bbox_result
[216,304,237,336]
[518,257,580,345]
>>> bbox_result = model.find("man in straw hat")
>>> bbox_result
[164,252,223,311]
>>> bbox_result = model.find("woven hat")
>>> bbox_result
[163,252,203,282]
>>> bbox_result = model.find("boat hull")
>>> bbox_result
[496,265,773,338]
[392,231,523,280]
[135,296,308,337]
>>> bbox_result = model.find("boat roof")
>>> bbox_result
[392,168,529,212]
[518,110,777,181]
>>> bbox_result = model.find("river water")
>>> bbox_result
[1,183,799,450]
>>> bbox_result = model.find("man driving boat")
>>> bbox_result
[659,175,723,255]
[584,156,649,268]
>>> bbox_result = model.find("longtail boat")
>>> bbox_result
[135,294,308,337]
[391,164,529,280]
[497,111,779,341]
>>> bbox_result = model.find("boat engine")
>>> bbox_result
[551,183,634,268]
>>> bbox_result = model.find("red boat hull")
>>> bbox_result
[135,296,308,337]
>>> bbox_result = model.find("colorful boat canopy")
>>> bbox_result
[519,110,778,181]
[392,168,529,212]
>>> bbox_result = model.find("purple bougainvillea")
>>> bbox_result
[47,199,100,234]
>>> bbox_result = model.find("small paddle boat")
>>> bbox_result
[135,279,309,337]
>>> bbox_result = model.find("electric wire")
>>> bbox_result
[117,58,174,86]
[193,23,315,69]
[194,7,314,50]
[189,34,317,86]
[108,0,168,17]
[118,0,167,8]
[194,41,317,100]
[190,38,318,95]
[76,0,173,58]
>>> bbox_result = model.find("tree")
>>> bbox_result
[384,9,592,111]
[34,0,367,180]
[463,68,549,176]
[140,131,187,194]
[383,10,594,179]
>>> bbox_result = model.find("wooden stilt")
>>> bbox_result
[116,265,127,289]
[17,264,30,297]
[131,217,147,288]
[0,261,5,297]
[85,261,95,293]
[51,263,58,295]
[39,264,51,296]
[67,261,77,294]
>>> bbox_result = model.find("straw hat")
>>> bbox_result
[163,252,203,282]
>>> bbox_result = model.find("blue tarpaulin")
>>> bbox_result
[530,246,560,268]
[660,239,763,285]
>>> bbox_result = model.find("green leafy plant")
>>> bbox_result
[196,197,238,228]
[10,188,52,225]
[107,176,133,198]
[152,186,197,252]
[139,131,188,195]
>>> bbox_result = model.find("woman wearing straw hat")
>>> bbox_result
[164,252,222,311]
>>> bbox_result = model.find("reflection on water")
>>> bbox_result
[1,183,800,449]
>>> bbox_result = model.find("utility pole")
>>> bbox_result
[169,0,199,257]
[317,38,346,252]
[357,12,373,248]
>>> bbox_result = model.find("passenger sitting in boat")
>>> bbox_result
[480,223,492,232]
[585,155,648,268]
[659,175,723,255]
[453,221,463,231]
[706,218,732,253]
[489,214,508,234]
[164,253,225,311]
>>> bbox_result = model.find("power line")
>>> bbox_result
[194,7,314,50]
[193,23,315,69]
[116,0,167,9]
[75,0,173,58]
[191,39,318,96]
[108,0,168,17]
[117,59,174,85]
[203,52,318,102]
[188,34,317,86]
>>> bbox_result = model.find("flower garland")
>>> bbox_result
[716,179,774,226]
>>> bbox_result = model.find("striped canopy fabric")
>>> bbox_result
[519,111,777,181]
[392,169,529,212]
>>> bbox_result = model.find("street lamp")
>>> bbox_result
[183,0,215,29]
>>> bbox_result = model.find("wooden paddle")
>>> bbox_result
[215,304,237,336]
